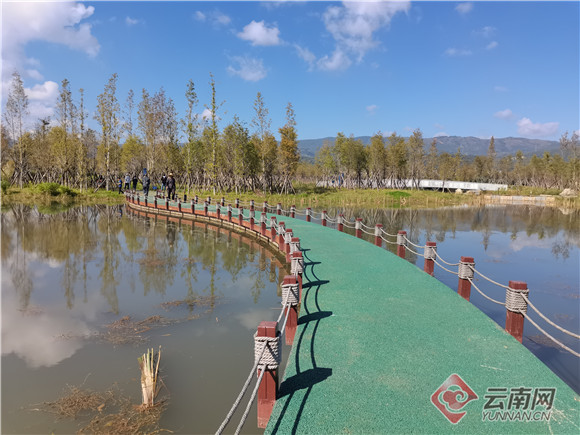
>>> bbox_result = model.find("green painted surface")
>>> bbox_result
[264,217,580,434]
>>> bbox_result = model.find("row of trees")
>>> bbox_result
[2,70,578,193]
[313,131,580,190]
[1,71,300,193]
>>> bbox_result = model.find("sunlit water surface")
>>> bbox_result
[1,203,579,434]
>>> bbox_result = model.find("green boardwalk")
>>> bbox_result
[265,217,580,434]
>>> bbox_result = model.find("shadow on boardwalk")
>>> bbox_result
[269,247,332,434]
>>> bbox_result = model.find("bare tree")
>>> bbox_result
[4,71,29,188]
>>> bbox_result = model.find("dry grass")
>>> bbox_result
[159,296,216,311]
[96,315,174,346]
[39,384,116,419]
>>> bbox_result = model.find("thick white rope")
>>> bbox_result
[380,227,398,238]
[434,251,460,266]
[470,266,510,290]
[215,343,268,435]
[521,312,580,358]
[467,278,505,306]
[379,235,398,245]
[433,259,459,275]
[521,294,580,339]
[361,227,375,236]
[405,245,425,258]
[233,368,266,435]
[403,235,425,249]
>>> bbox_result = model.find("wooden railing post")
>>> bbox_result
[277,203,282,215]
[355,218,363,238]
[338,214,344,232]
[457,256,475,301]
[263,201,268,213]
[250,209,255,231]
[423,242,436,276]
[239,207,244,226]
[290,205,295,218]
[322,211,327,227]
[227,204,232,222]
[284,229,293,262]
[505,281,529,343]
[261,212,267,236]
[256,321,279,428]
[270,217,277,240]
[306,208,311,222]
[374,224,383,247]
[278,222,286,253]
[282,276,299,345]
[396,230,406,258]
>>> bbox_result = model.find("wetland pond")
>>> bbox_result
[1,203,579,433]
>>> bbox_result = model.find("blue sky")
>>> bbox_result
[2,1,579,144]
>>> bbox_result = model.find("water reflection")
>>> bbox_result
[2,204,290,434]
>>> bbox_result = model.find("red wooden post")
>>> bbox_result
[322,211,327,227]
[257,321,278,429]
[277,203,282,215]
[227,204,232,222]
[285,229,293,262]
[338,214,344,232]
[397,230,406,258]
[235,198,240,208]
[355,218,363,238]
[216,204,221,220]
[290,251,304,291]
[278,222,286,252]
[263,202,268,213]
[290,205,295,218]
[423,242,436,276]
[374,224,383,247]
[166,198,169,210]
[457,256,475,301]
[306,208,311,222]
[250,209,255,231]
[221,197,225,207]
[154,198,157,208]
[261,212,267,236]
[282,275,299,345]
[505,281,529,343]
[270,217,277,240]
[178,199,181,212]
[145,196,148,207]
[204,201,208,216]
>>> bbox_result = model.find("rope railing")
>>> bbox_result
[467,278,505,306]
[127,193,580,367]
[521,294,580,340]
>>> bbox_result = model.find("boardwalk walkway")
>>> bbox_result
[125,195,579,433]
[265,217,579,434]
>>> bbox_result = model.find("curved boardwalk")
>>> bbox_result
[125,195,579,433]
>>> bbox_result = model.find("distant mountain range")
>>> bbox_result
[298,135,561,159]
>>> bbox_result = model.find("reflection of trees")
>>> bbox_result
[315,205,579,251]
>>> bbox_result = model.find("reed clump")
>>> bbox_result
[138,347,161,408]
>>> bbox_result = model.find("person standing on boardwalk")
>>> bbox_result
[124,173,130,190]
[161,174,167,192]
[132,174,138,191]
[118,177,123,194]
[142,173,150,197]
[166,172,176,201]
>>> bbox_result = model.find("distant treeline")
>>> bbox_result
[2,71,578,194]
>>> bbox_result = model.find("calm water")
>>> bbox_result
[1,204,579,434]
[307,204,580,393]
[1,204,289,434]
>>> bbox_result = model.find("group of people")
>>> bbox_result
[117,172,174,200]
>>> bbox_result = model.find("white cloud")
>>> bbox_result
[434,132,449,137]
[194,10,230,26]
[444,48,472,57]
[227,56,267,82]
[322,1,410,64]
[366,104,378,114]
[455,3,474,15]
[24,81,59,122]
[517,117,559,138]
[2,2,99,83]
[574,129,580,136]
[201,108,213,121]
[317,48,352,71]
[486,41,498,50]
[294,44,316,68]
[475,26,496,38]
[494,109,513,120]
[125,16,140,26]
[238,20,281,46]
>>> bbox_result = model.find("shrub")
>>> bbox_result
[1,180,9,195]
[37,182,61,196]
[387,190,411,199]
